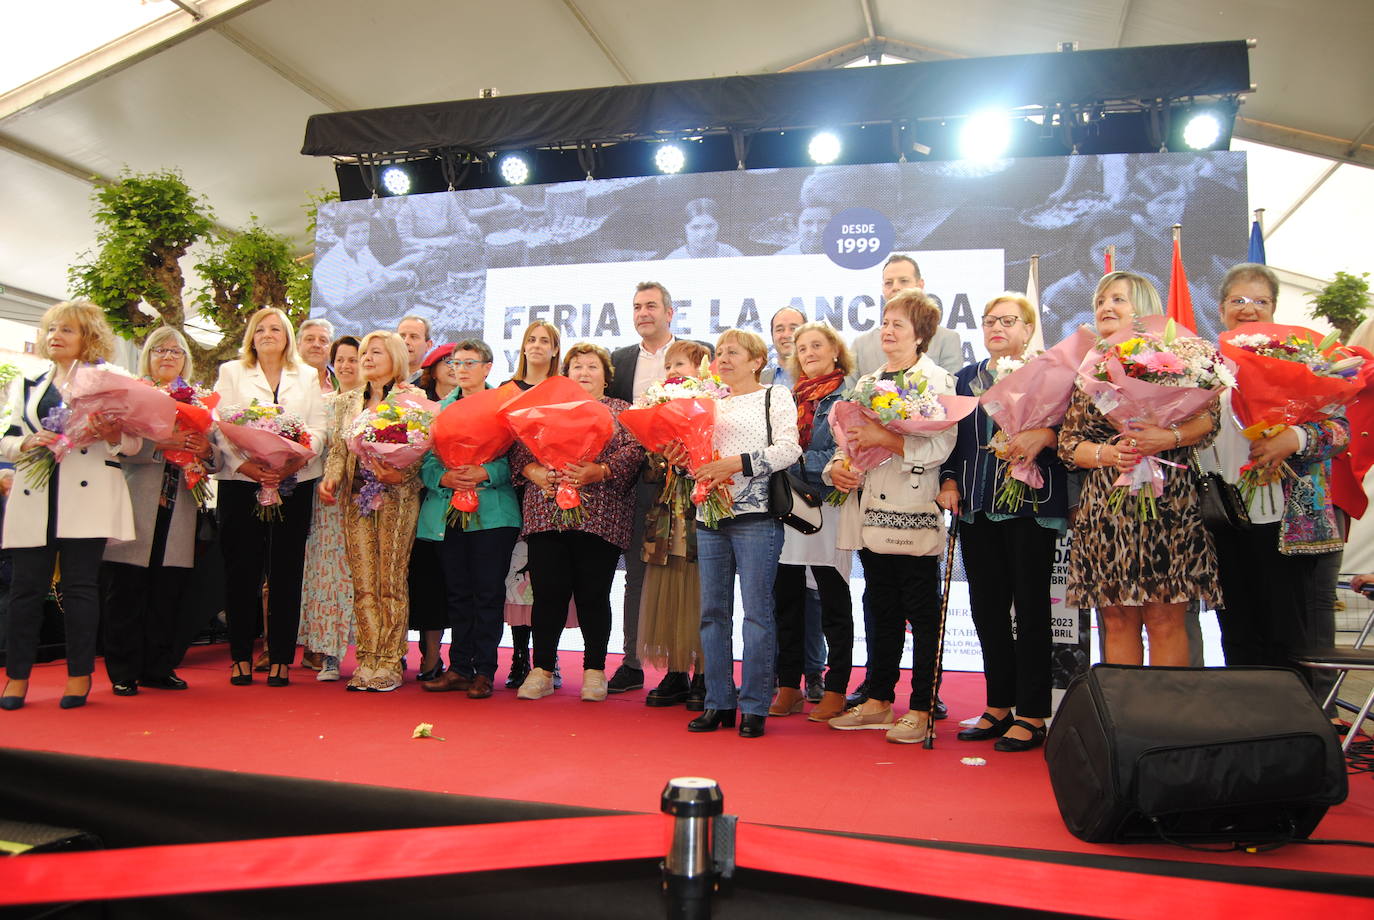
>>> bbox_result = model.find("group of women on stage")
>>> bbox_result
[0,263,1354,752]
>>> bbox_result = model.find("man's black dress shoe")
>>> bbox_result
[993,719,1046,752]
[933,696,949,721]
[646,671,691,707]
[687,709,736,732]
[845,681,869,708]
[957,711,1014,741]
[607,664,644,693]
[113,683,139,697]
[684,673,706,711]
[141,674,188,691]
[738,713,767,738]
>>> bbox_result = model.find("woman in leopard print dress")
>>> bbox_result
[1057,272,1222,667]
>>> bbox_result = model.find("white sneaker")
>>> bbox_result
[580,669,607,701]
[517,667,555,700]
[317,657,341,681]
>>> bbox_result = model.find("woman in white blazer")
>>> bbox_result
[2,301,136,711]
[212,308,327,688]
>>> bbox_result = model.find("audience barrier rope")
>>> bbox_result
[1,813,1369,917]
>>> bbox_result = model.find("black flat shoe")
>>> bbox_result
[684,673,706,711]
[141,674,187,691]
[60,692,89,710]
[687,709,736,732]
[112,683,139,697]
[738,713,767,738]
[266,665,290,688]
[0,687,24,711]
[957,711,1014,742]
[230,662,253,686]
[993,719,1046,752]
[933,696,949,721]
[646,671,691,707]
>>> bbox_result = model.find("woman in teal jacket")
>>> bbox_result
[417,339,521,699]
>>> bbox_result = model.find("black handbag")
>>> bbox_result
[764,387,824,535]
[1191,448,1252,533]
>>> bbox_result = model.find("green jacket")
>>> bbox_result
[417,388,521,540]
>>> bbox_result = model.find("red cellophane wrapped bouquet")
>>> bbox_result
[430,382,521,527]
[504,377,614,528]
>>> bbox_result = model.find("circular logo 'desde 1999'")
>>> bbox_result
[823,207,894,270]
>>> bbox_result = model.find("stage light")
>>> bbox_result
[959,112,1011,160]
[380,166,411,196]
[499,154,530,185]
[808,132,841,165]
[1182,112,1222,150]
[655,144,686,174]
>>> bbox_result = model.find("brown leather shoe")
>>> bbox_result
[300,650,324,671]
[808,690,847,722]
[422,670,473,693]
[768,686,805,716]
[253,649,271,672]
[467,675,494,699]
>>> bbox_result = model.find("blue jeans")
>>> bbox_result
[698,514,783,717]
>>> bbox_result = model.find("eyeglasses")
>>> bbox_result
[981,315,1025,328]
[151,347,185,357]
[1225,296,1274,310]
[444,358,487,368]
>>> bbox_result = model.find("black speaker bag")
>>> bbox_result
[1045,665,1347,844]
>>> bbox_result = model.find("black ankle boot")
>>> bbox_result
[684,673,706,711]
[646,671,691,707]
[505,645,530,689]
[687,709,736,732]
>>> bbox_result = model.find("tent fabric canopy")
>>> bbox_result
[301,41,1250,157]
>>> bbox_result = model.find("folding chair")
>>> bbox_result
[1292,583,1374,753]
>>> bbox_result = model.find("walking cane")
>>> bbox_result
[924,514,959,750]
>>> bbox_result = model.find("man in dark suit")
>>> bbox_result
[605,281,687,698]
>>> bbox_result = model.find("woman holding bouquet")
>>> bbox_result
[318,331,427,692]
[511,343,643,702]
[298,335,361,682]
[936,295,1069,751]
[824,291,955,745]
[770,322,854,723]
[102,326,214,696]
[687,329,801,739]
[1205,263,1349,672]
[1057,271,1220,667]
[2,301,135,710]
[213,308,327,688]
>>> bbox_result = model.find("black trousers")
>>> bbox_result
[218,479,315,665]
[439,526,519,679]
[6,538,105,680]
[859,550,940,708]
[959,514,1057,719]
[1213,521,1317,673]
[527,530,619,672]
[102,561,190,684]
[774,563,853,692]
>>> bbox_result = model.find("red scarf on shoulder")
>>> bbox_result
[792,369,845,449]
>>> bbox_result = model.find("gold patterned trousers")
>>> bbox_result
[342,487,420,684]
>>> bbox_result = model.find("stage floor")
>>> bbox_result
[3,643,1372,884]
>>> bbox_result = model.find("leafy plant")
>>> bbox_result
[194,220,308,367]
[1307,271,1371,343]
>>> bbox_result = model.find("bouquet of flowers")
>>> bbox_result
[347,390,437,514]
[825,368,977,505]
[979,326,1098,511]
[430,382,521,528]
[504,377,614,528]
[17,362,178,490]
[1219,323,1372,505]
[0,361,20,429]
[620,358,734,527]
[1080,315,1235,519]
[159,377,220,508]
[217,400,316,520]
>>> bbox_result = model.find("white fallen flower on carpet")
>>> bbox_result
[412,722,446,741]
[960,757,987,767]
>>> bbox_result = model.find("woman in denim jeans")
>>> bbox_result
[681,329,800,738]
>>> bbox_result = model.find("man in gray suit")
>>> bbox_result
[850,254,966,380]
[759,306,805,388]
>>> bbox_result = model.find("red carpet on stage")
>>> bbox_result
[3,643,1372,880]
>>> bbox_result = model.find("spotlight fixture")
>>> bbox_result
[807,131,841,165]
[655,144,686,174]
[959,112,1011,160]
[380,166,411,196]
[498,154,530,185]
[1181,111,1222,150]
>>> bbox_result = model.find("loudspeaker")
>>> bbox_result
[1045,665,1347,844]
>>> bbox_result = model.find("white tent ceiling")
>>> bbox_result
[3,0,1371,327]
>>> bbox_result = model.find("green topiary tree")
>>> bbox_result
[1307,271,1371,343]
[69,169,312,380]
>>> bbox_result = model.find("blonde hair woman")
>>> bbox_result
[2,302,134,710]
[212,307,328,688]
[318,331,427,692]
